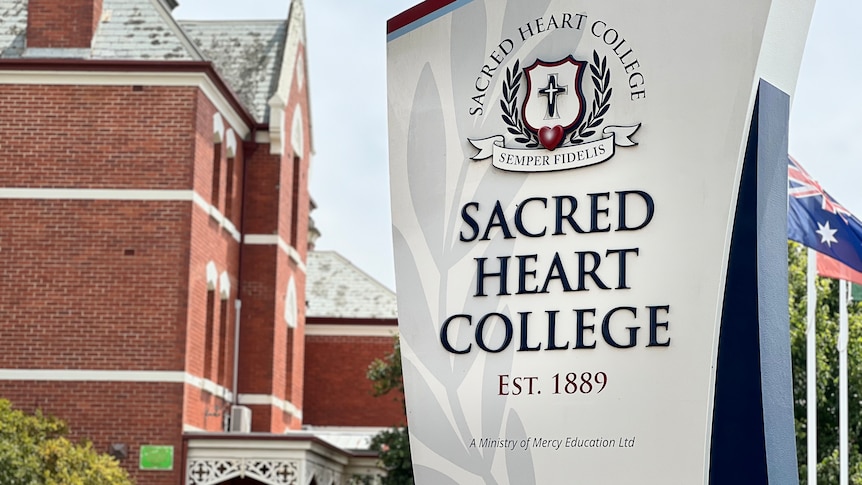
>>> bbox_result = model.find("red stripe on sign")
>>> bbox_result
[387,0,459,34]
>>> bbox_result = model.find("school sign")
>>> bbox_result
[386,1,815,483]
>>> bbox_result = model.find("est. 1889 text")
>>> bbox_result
[498,372,608,396]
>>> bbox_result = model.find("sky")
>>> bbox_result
[173,0,861,291]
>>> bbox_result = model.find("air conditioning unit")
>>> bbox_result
[229,406,252,433]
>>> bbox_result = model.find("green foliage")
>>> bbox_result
[366,337,413,485]
[367,337,404,399]
[815,449,862,485]
[369,428,413,485]
[0,399,133,485]
[789,242,862,484]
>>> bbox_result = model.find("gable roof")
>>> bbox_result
[0,0,299,124]
[306,251,398,320]
[180,20,287,123]
[92,0,203,61]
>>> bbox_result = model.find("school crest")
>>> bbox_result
[522,56,587,150]
[469,51,641,172]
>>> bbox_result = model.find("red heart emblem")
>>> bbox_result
[539,125,564,151]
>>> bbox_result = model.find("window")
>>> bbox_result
[212,114,225,209]
[224,129,237,221]
[204,289,215,380]
[290,155,301,247]
[224,156,235,221]
[217,299,228,385]
[218,271,232,387]
[211,143,222,208]
[204,261,218,381]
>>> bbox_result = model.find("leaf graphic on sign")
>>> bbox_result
[403,358,476,471]
[414,465,462,485]
[393,228,471,382]
[407,64,447,265]
[505,411,536,483]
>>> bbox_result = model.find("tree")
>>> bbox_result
[789,242,862,484]
[0,399,132,485]
[366,337,413,485]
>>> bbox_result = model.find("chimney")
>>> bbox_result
[27,0,103,49]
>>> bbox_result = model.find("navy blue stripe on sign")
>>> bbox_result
[709,79,796,484]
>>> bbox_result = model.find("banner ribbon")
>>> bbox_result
[469,124,640,173]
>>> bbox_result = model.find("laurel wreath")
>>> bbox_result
[500,60,539,148]
[570,51,612,145]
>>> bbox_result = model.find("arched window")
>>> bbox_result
[204,261,218,380]
[224,129,237,221]
[212,114,225,208]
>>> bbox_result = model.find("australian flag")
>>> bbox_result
[787,156,862,273]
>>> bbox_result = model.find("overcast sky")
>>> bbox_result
[174,0,860,291]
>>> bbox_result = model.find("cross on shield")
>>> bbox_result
[521,56,587,149]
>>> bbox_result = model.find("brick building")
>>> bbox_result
[0,0,402,484]
[304,251,403,448]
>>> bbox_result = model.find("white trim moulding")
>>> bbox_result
[304,324,399,338]
[0,70,251,138]
[0,369,233,402]
[236,393,303,420]
[243,234,306,272]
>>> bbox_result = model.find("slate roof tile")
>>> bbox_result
[179,20,287,123]
[93,0,201,61]
[0,0,25,58]
[306,251,398,320]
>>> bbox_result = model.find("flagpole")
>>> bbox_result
[807,248,817,485]
[839,278,849,485]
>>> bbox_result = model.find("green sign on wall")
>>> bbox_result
[139,445,174,471]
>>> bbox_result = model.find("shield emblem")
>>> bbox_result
[521,56,587,135]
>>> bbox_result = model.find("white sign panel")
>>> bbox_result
[387,1,813,483]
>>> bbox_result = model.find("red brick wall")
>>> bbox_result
[0,80,220,480]
[0,84,196,188]
[235,247,301,432]
[279,42,311,431]
[278,49,311,263]
[269,250,291,432]
[27,0,102,49]
[303,334,407,427]
[238,138,287,434]
[0,200,190,370]
[183,93,244,431]
[183,202,238,432]
[285,271,306,414]
[192,91,245,222]
[241,148,280,235]
[236,244,277,391]
[236,136,282,404]
[233,42,312,433]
